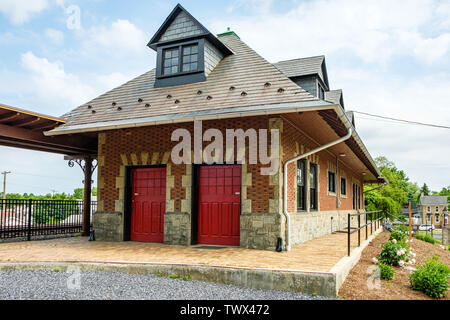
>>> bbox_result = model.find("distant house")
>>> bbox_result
[419,194,448,227]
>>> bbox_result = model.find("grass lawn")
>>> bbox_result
[338,232,450,300]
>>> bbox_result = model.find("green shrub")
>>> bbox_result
[378,241,410,266]
[379,262,395,280]
[415,234,436,245]
[390,228,408,242]
[395,225,409,233]
[410,256,450,298]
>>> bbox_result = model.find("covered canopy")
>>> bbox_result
[0,103,97,155]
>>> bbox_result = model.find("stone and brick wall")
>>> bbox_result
[281,113,365,246]
[94,115,278,246]
[94,112,367,250]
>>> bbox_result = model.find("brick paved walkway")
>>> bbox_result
[0,231,372,272]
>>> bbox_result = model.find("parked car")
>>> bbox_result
[419,224,435,232]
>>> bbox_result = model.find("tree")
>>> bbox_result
[435,186,450,204]
[364,156,419,216]
[73,187,97,199]
[73,188,84,199]
[420,183,431,197]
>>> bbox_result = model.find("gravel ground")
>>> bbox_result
[0,270,332,300]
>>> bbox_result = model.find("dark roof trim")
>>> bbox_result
[147,3,232,56]
[321,57,330,90]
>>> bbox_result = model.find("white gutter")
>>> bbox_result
[283,127,353,251]
[45,102,333,136]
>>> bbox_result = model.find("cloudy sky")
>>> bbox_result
[0,0,449,195]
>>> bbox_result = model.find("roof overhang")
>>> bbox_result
[45,100,384,182]
[0,103,97,156]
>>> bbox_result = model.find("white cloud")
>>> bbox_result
[210,0,450,64]
[20,51,95,110]
[45,28,64,45]
[82,19,148,57]
[334,67,450,190]
[0,0,49,24]
[209,0,450,189]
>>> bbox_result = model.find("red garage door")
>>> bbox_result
[131,167,166,242]
[198,165,241,246]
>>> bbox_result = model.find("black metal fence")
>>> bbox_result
[345,211,385,256]
[0,199,97,241]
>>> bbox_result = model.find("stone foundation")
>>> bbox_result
[240,213,284,250]
[290,210,361,246]
[164,212,191,245]
[93,212,124,241]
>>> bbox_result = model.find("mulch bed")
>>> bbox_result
[338,232,450,300]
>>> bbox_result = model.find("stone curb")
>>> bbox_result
[330,227,383,295]
[0,261,337,298]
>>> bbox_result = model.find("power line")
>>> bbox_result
[350,111,450,130]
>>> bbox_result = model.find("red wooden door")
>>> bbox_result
[131,167,166,242]
[198,165,241,246]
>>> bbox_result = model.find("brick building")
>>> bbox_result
[46,4,385,251]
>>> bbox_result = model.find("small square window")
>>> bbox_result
[162,47,180,76]
[159,42,201,78]
[182,44,199,73]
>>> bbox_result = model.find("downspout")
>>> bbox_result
[336,155,340,209]
[283,127,353,251]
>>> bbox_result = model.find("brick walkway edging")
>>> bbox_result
[0,229,383,298]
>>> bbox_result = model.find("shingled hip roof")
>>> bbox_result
[53,34,317,130]
[419,196,448,206]
[274,56,329,88]
[45,33,383,183]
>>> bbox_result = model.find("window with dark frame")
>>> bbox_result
[162,44,199,76]
[352,183,357,209]
[357,185,361,209]
[328,171,336,193]
[318,84,325,100]
[182,45,199,72]
[297,159,306,211]
[162,47,180,76]
[341,177,347,196]
[310,163,318,210]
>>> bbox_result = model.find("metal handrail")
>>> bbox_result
[346,210,385,256]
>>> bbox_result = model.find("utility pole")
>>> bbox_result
[2,171,11,215]
[409,201,412,240]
